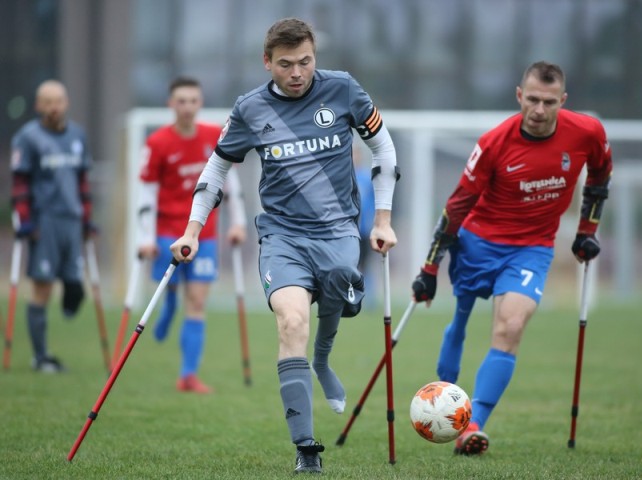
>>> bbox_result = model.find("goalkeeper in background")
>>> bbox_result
[136,76,247,394]
[411,61,612,455]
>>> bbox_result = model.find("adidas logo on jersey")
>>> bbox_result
[262,123,275,134]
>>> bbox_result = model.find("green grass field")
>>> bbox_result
[1,298,641,479]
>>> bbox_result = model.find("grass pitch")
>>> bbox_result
[0,298,640,479]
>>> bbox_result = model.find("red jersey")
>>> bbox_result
[454,109,612,247]
[139,123,222,239]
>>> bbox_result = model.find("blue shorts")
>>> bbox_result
[153,237,218,286]
[258,234,361,310]
[448,228,554,303]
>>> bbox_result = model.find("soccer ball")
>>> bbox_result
[409,381,472,443]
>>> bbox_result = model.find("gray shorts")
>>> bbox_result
[27,215,84,282]
[258,234,361,313]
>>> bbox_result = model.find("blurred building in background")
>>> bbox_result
[1,0,641,306]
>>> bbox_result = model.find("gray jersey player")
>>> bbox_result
[170,18,398,474]
[10,80,94,372]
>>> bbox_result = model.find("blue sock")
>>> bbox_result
[179,318,205,377]
[154,288,177,341]
[437,295,476,382]
[471,348,516,429]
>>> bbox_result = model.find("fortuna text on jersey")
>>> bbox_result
[263,134,342,159]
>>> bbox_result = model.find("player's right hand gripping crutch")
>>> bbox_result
[67,246,189,462]
[3,225,23,371]
[232,244,252,386]
[568,261,591,449]
[336,299,416,447]
[111,253,144,370]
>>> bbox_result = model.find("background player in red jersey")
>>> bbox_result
[411,61,612,455]
[137,77,247,393]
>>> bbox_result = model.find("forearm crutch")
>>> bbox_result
[568,261,591,448]
[381,249,396,464]
[3,236,23,371]
[85,239,111,373]
[232,245,252,386]
[336,300,416,446]
[67,248,188,461]
[111,254,143,370]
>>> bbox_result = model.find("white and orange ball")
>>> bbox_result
[409,381,472,443]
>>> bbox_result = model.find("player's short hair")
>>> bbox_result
[169,76,201,95]
[521,61,565,90]
[264,17,315,59]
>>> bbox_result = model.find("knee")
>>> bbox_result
[278,312,309,346]
[493,315,527,350]
[185,295,206,315]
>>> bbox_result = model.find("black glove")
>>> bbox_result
[572,233,600,262]
[412,269,437,303]
[15,221,35,239]
[83,221,99,239]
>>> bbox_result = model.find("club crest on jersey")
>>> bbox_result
[561,152,571,171]
[314,108,335,128]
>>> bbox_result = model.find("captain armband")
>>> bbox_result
[424,210,457,272]
[193,182,224,209]
[370,165,401,182]
[580,181,610,224]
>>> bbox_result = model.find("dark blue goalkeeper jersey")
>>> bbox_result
[215,69,382,239]
[11,119,91,220]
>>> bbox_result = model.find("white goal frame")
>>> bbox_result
[120,109,642,310]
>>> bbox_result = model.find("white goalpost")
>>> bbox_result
[118,108,642,310]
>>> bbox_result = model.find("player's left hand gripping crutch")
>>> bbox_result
[232,244,252,386]
[3,219,23,371]
[111,253,144,370]
[67,247,189,462]
[568,261,591,449]
[85,238,112,373]
[336,300,416,447]
[381,247,396,464]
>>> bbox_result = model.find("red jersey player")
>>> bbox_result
[411,61,612,455]
[137,77,247,393]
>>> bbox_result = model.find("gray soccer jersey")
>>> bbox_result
[11,119,91,220]
[215,69,382,239]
